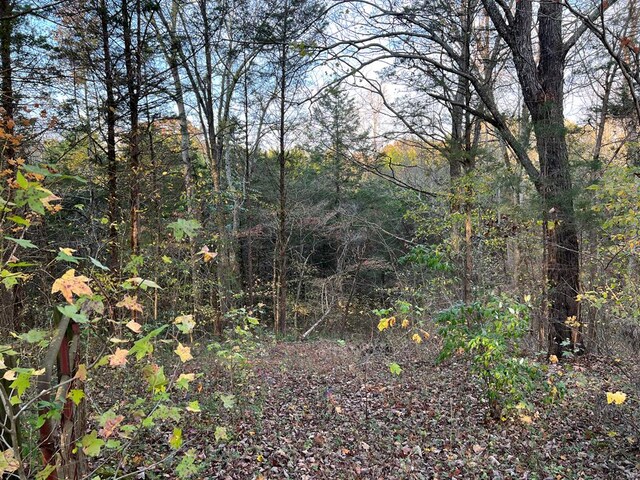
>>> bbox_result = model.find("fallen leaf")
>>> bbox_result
[109,348,128,367]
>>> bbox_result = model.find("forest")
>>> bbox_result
[0,0,639,477]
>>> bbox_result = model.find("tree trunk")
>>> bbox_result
[99,0,119,271]
[122,0,141,255]
[274,30,288,336]
[482,0,583,354]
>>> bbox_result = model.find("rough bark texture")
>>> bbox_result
[482,0,582,355]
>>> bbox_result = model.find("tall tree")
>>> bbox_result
[259,0,325,334]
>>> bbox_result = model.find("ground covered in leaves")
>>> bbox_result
[94,340,639,479]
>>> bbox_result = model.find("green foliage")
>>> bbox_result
[167,218,201,242]
[399,244,451,271]
[435,296,544,418]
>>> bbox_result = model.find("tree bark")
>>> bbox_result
[482,0,583,355]
[99,0,119,271]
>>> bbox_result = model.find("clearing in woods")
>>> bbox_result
[123,340,638,479]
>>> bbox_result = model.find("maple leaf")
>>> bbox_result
[109,348,129,367]
[116,295,143,313]
[81,430,105,457]
[606,391,627,405]
[0,449,20,473]
[377,318,390,331]
[51,269,92,304]
[412,333,422,344]
[174,314,196,334]
[214,426,228,441]
[176,373,195,390]
[175,343,193,362]
[67,389,85,406]
[125,320,142,333]
[389,362,402,375]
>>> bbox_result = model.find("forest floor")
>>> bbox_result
[97,339,640,480]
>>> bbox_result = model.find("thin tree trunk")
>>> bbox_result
[274,26,288,335]
[99,0,119,270]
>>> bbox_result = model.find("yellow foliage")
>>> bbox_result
[606,391,627,405]
[412,333,422,344]
[377,318,390,331]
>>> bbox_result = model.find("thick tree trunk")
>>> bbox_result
[482,0,583,354]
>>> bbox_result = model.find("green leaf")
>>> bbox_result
[169,427,183,449]
[4,237,37,249]
[6,215,30,226]
[176,449,199,479]
[35,463,57,480]
[9,372,32,404]
[219,394,235,409]
[167,219,201,242]
[67,389,85,406]
[57,305,89,324]
[17,329,49,345]
[56,250,81,264]
[15,171,28,189]
[214,426,228,442]
[389,362,402,376]
[186,401,201,413]
[129,325,167,360]
[89,257,110,271]
[80,430,105,457]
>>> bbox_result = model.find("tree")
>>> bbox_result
[258,0,325,334]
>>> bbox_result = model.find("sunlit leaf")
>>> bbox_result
[51,269,92,304]
[175,343,193,363]
[606,391,627,405]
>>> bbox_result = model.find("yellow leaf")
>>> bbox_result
[199,245,218,262]
[520,415,533,424]
[412,333,422,344]
[0,448,20,473]
[116,295,143,313]
[606,391,627,405]
[59,247,76,256]
[174,343,193,363]
[377,318,390,331]
[51,269,93,304]
[125,320,142,333]
[549,355,558,364]
[401,319,410,328]
[388,316,396,327]
[109,348,129,367]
